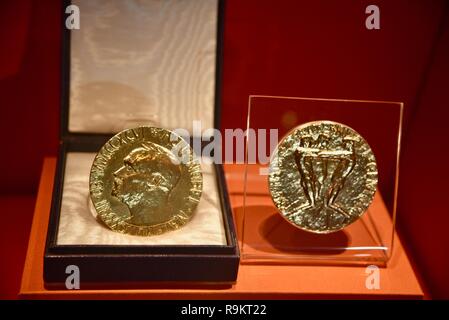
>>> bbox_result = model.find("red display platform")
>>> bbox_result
[19,158,424,299]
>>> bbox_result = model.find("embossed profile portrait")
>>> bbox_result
[111,142,182,226]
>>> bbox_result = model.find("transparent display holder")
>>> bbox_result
[240,96,403,266]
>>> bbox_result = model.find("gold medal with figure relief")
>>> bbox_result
[268,120,378,233]
[89,126,202,236]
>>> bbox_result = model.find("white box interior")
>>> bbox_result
[57,153,226,245]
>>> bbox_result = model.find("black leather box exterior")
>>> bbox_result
[44,0,239,289]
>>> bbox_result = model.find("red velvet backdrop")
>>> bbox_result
[0,0,448,298]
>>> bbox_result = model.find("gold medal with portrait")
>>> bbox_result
[89,126,202,236]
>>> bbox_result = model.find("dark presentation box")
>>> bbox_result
[44,0,239,288]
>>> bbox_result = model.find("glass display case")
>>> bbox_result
[239,95,403,266]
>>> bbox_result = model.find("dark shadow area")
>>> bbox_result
[259,211,349,255]
[236,205,349,255]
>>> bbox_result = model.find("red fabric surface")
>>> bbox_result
[0,1,32,80]
[0,0,448,298]
[0,0,60,195]
[220,0,446,213]
[397,12,449,299]
[220,0,449,299]
[0,0,60,299]
[221,0,444,130]
[0,196,35,299]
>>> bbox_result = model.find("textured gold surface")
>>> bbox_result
[89,126,202,236]
[268,121,378,233]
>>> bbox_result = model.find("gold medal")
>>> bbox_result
[89,126,202,236]
[268,121,378,233]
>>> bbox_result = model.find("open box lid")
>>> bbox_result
[61,0,224,142]
[45,1,239,286]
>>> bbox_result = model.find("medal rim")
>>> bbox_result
[89,126,203,236]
